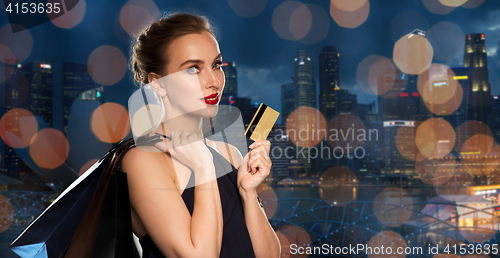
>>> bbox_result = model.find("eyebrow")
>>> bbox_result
[179,53,222,68]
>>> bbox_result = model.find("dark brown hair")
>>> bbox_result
[130,12,217,86]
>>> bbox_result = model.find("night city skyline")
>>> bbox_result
[2,1,500,257]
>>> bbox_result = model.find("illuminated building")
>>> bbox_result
[293,50,316,109]
[220,61,237,105]
[62,62,99,135]
[280,82,294,124]
[292,50,316,173]
[464,33,491,125]
[22,61,53,127]
[319,46,340,122]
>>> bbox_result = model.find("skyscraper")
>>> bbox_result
[464,33,491,124]
[319,46,340,121]
[2,60,52,182]
[281,82,294,124]
[220,61,237,105]
[2,59,28,178]
[22,61,53,127]
[62,62,98,134]
[334,89,356,116]
[293,50,316,109]
[291,50,317,174]
[492,96,500,144]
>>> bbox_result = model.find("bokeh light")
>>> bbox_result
[421,0,456,15]
[374,187,413,226]
[318,167,358,206]
[48,0,86,29]
[286,107,326,147]
[120,0,160,36]
[427,21,465,62]
[0,24,33,64]
[415,154,456,185]
[393,33,433,75]
[415,118,455,159]
[87,45,127,85]
[256,184,278,218]
[439,0,468,7]
[461,0,485,8]
[0,44,15,65]
[421,79,463,115]
[272,1,306,41]
[390,10,429,43]
[289,4,312,41]
[91,103,130,143]
[79,159,99,176]
[460,134,498,175]
[368,231,406,258]
[455,120,493,152]
[329,0,370,29]
[417,64,460,107]
[327,114,365,153]
[277,225,311,258]
[30,128,70,169]
[396,123,426,161]
[0,108,38,148]
[356,55,383,95]
[276,232,291,258]
[368,57,396,96]
[0,195,14,234]
[296,4,330,45]
[228,0,267,18]
[330,0,367,12]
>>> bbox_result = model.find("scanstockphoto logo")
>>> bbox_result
[262,126,379,162]
[3,0,80,32]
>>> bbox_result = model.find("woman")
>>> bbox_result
[122,12,281,258]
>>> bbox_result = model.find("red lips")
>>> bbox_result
[201,92,220,105]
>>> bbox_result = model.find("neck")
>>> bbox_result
[152,113,206,139]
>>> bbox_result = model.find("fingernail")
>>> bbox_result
[249,143,255,148]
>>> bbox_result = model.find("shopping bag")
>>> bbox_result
[9,136,146,258]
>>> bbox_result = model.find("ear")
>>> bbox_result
[148,73,167,97]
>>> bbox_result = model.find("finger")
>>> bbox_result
[187,132,199,144]
[180,130,190,146]
[249,159,267,175]
[252,145,270,161]
[172,130,180,149]
[249,140,271,154]
[252,158,271,176]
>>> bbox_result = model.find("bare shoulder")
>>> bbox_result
[120,145,173,174]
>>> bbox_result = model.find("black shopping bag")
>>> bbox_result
[8,135,157,258]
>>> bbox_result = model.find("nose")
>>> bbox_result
[205,69,220,89]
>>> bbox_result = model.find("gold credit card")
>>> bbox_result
[244,103,280,141]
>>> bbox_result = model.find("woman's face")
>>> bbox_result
[154,30,225,118]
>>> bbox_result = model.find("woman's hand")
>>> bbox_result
[154,130,214,173]
[237,140,272,195]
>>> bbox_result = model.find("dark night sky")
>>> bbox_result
[1,0,499,127]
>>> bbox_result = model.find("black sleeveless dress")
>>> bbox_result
[130,134,256,258]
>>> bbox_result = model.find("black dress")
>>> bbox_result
[129,134,256,258]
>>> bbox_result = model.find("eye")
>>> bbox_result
[187,66,199,74]
[213,61,222,69]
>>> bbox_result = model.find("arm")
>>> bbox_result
[240,188,281,258]
[123,139,223,258]
[229,143,281,258]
